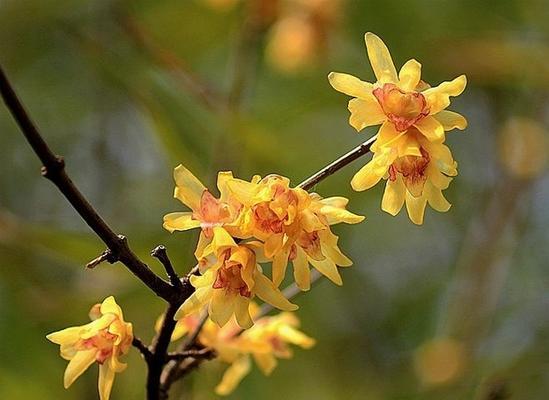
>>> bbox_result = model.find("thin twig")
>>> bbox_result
[85,249,115,269]
[151,245,182,289]
[132,336,153,362]
[298,135,377,191]
[0,65,175,302]
[147,302,180,399]
[166,348,215,361]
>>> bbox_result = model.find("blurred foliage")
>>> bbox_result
[1,0,548,399]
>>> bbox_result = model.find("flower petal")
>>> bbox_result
[99,296,123,318]
[414,116,445,142]
[279,325,316,349]
[308,257,343,286]
[98,363,116,400]
[434,110,468,131]
[398,59,422,91]
[173,164,206,211]
[175,286,212,320]
[254,272,298,311]
[365,32,398,83]
[423,75,467,114]
[328,72,374,98]
[293,247,311,291]
[217,171,235,202]
[272,248,289,287]
[350,158,388,191]
[253,353,278,376]
[425,182,451,212]
[63,349,97,388]
[405,192,428,225]
[348,97,386,131]
[163,212,203,234]
[319,231,353,267]
[46,327,81,346]
[210,290,236,327]
[381,177,406,216]
[226,179,259,207]
[215,356,251,396]
[234,296,253,329]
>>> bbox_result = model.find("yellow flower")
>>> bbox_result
[168,306,314,395]
[174,227,298,329]
[352,128,457,224]
[328,32,467,150]
[46,297,133,400]
[215,312,315,396]
[163,165,244,258]
[227,174,364,290]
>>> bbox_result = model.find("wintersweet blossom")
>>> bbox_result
[352,128,457,224]
[174,227,298,329]
[46,297,133,400]
[163,165,244,258]
[215,312,315,395]
[329,32,467,223]
[328,32,467,148]
[227,174,364,290]
[172,307,314,396]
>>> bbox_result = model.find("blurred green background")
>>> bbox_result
[1,0,548,399]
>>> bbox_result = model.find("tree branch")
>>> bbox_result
[166,348,215,361]
[152,245,182,289]
[0,65,174,301]
[133,336,153,362]
[298,135,377,191]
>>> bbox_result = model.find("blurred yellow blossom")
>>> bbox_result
[46,297,133,400]
[173,307,314,396]
[499,117,548,179]
[266,0,344,73]
[413,338,467,386]
[174,227,298,329]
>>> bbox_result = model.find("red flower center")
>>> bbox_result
[373,83,429,132]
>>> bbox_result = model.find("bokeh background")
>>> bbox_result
[1,0,548,399]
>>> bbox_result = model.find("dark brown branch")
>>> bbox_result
[133,336,153,362]
[152,245,182,289]
[298,135,377,191]
[0,65,175,301]
[147,302,179,399]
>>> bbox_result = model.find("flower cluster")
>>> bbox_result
[46,297,133,400]
[166,306,315,396]
[329,32,467,224]
[164,166,364,328]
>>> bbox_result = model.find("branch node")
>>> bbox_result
[85,249,118,269]
[132,337,153,362]
[151,245,182,289]
[40,155,65,179]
